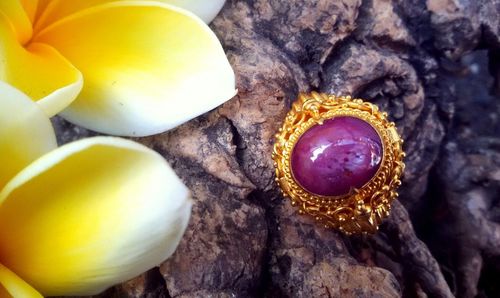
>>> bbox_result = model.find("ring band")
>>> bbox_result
[272,92,405,234]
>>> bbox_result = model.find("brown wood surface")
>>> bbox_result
[54,0,500,297]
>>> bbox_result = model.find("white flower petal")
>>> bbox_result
[35,1,235,136]
[0,137,192,296]
[161,0,226,23]
[0,263,42,298]
[0,81,57,188]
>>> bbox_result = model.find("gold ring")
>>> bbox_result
[272,92,405,234]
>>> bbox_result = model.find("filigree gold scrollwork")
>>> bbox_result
[272,92,405,234]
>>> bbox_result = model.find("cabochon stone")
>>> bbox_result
[291,116,382,196]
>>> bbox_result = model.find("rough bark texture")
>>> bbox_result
[54,0,500,297]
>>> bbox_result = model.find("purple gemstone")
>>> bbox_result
[290,116,383,196]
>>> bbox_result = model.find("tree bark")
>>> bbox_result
[55,0,500,297]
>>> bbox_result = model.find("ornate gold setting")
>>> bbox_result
[272,92,405,234]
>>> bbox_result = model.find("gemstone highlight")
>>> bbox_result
[290,116,383,196]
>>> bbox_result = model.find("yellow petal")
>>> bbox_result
[34,0,226,28]
[34,0,223,34]
[0,12,83,116]
[0,81,57,189]
[0,264,42,298]
[32,0,109,32]
[161,0,227,23]
[0,0,32,44]
[20,0,38,23]
[35,1,235,136]
[32,0,51,22]
[0,137,192,296]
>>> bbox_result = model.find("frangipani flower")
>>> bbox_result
[0,0,235,137]
[0,81,192,297]
[161,0,227,23]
